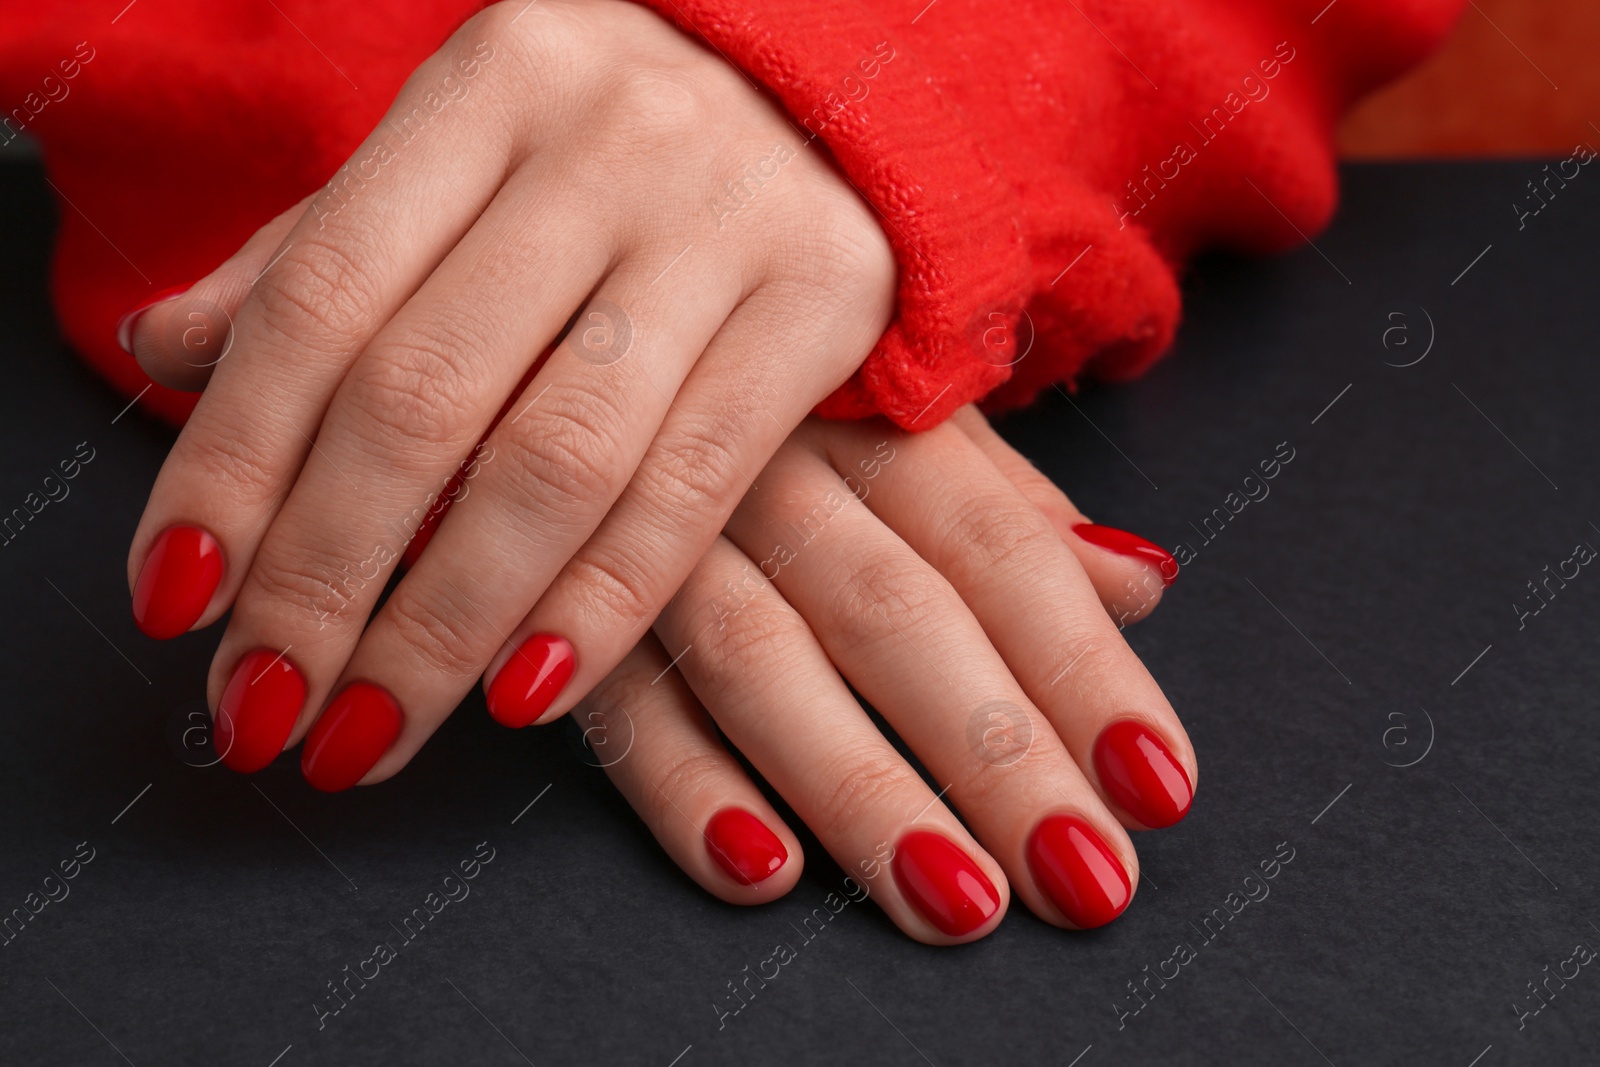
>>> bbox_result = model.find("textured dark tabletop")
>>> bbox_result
[1,159,1596,1066]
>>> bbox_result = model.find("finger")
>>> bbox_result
[482,258,891,729]
[720,443,1139,929]
[128,27,518,640]
[657,536,1008,944]
[949,405,1177,627]
[214,191,630,790]
[296,237,748,790]
[813,418,1197,832]
[581,633,802,903]
[121,194,311,391]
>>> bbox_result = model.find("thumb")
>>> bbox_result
[118,193,312,391]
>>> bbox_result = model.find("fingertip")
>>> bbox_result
[125,283,238,391]
[1072,523,1178,587]
[1092,719,1195,830]
[130,524,225,640]
[115,282,194,356]
[702,808,805,903]
[889,829,1007,943]
[1064,522,1175,627]
[484,633,577,727]
[301,682,404,792]
[1025,813,1134,930]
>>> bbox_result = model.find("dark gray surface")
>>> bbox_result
[0,160,1595,1066]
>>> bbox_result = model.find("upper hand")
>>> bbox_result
[122,0,894,789]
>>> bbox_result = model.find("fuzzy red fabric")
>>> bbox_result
[0,0,1461,430]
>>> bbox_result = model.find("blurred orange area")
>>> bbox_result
[1339,0,1600,157]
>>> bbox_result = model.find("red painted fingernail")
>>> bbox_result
[704,808,788,886]
[1072,523,1178,586]
[115,282,193,354]
[300,682,403,792]
[1027,814,1131,928]
[132,525,224,639]
[892,830,1000,937]
[486,633,576,727]
[215,649,307,775]
[1093,719,1193,828]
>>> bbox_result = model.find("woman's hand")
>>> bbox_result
[579,408,1194,944]
[120,0,894,789]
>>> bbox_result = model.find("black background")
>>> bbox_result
[1,159,1595,1065]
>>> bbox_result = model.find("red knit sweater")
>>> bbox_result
[0,0,1461,429]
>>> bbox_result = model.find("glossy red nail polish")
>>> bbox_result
[1093,719,1193,828]
[892,830,1000,937]
[215,649,307,775]
[1027,814,1131,928]
[131,525,224,639]
[486,634,576,727]
[1072,523,1178,586]
[115,282,193,354]
[300,682,403,793]
[704,808,788,885]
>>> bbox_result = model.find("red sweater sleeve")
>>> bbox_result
[628,0,1463,424]
[0,0,1461,429]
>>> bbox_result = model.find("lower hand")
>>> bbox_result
[579,407,1194,944]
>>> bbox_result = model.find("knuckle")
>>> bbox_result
[810,750,913,838]
[668,560,809,703]
[828,554,950,652]
[694,595,806,696]
[245,540,365,628]
[580,653,654,714]
[383,584,487,680]
[788,193,895,302]
[610,67,709,144]
[252,236,380,354]
[477,0,586,48]
[347,319,487,450]
[639,422,746,522]
[470,0,535,41]
[944,491,1058,575]
[832,204,897,288]
[1049,633,1130,695]
[950,735,1033,805]
[642,748,729,826]
[343,359,473,456]
[174,425,283,513]
[497,384,628,514]
[469,0,596,100]
[563,545,664,633]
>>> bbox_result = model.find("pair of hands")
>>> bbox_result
[121,0,1195,943]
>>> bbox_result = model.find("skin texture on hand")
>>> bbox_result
[581,407,1197,945]
[120,0,895,790]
